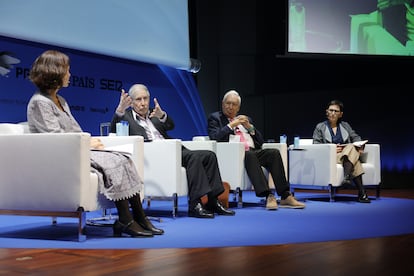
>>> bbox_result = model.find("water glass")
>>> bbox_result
[116,121,129,136]
[294,136,300,148]
[279,134,287,144]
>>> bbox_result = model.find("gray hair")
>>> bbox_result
[128,83,150,99]
[222,89,241,104]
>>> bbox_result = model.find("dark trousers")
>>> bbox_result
[181,146,224,208]
[244,148,290,198]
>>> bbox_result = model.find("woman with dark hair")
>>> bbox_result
[27,49,164,237]
[312,99,370,203]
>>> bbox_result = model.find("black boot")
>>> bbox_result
[341,157,353,188]
[129,194,164,235]
[342,175,353,189]
[353,175,371,203]
[114,199,153,237]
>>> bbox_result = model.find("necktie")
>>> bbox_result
[235,127,250,151]
[229,117,250,151]
[144,124,153,141]
[136,118,153,141]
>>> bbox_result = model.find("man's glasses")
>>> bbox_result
[327,109,341,114]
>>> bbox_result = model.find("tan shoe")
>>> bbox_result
[266,194,278,210]
[279,195,305,209]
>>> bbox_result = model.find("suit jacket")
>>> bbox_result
[312,120,362,144]
[207,111,265,149]
[110,108,175,141]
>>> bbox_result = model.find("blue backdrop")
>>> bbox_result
[0,36,206,140]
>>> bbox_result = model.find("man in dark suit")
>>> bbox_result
[207,89,305,210]
[110,83,235,218]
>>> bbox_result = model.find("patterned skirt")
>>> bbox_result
[90,150,143,201]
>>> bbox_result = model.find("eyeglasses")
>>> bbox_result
[327,109,341,114]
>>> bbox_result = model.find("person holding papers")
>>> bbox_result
[312,99,371,203]
[27,50,164,237]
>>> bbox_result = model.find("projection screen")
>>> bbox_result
[0,0,191,70]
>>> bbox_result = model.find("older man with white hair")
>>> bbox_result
[207,89,305,210]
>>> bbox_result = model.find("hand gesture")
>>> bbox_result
[236,115,252,129]
[357,144,365,153]
[149,97,165,118]
[90,137,105,150]
[116,89,132,114]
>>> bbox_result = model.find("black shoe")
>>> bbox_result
[113,220,153,238]
[137,217,165,235]
[188,202,215,218]
[358,193,371,203]
[208,200,236,216]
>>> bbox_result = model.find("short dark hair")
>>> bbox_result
[29,50,70,91]
[327,99,344,112]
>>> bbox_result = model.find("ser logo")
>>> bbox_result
[99,78,123,91]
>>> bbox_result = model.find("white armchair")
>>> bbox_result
[0,124,144,241]
[216,141,246,207]
[143,139,188,218]
[191,136,246,207]
[191,136,288,207]
[144,138,222,217]
[288,139,381,201]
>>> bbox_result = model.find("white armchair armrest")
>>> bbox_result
[144,139,187,198]
[187,136,246,191]
[361,144,381,186]
[216,142,245,191]
[182,139,217,152]
[289,144,337,187]
[262,142,288,179]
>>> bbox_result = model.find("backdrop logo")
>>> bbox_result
[13,65,124,92]
[0,51,20,77]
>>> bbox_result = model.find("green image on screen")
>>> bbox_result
[288,0,414,56]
